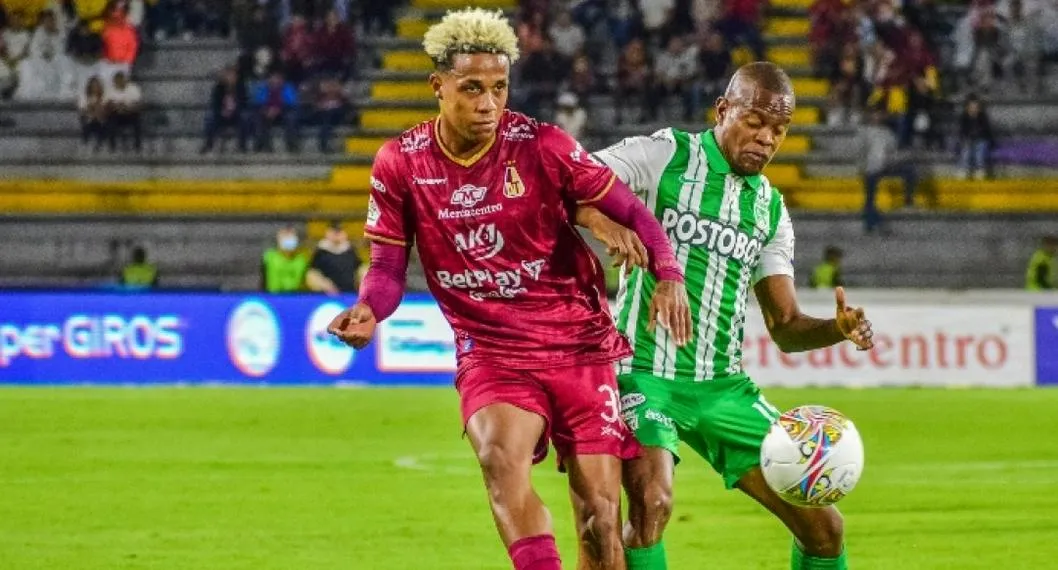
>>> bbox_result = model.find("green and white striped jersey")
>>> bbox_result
[595,128,795,382]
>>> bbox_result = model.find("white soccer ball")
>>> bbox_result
[759,405,864,507]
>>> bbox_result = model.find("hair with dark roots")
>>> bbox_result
[422,8,520,71]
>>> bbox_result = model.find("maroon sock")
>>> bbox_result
[508,534,561,570]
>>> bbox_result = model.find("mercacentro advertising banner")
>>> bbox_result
[376,300,1036,387]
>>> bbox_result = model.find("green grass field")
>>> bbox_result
[2,387,1057,569]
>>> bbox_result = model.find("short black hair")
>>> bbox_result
[726,62,795,99]
[825,246,844,259]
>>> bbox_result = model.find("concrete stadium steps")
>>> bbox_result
[0,180,371,215]
[0,161,335,182]
[787,213,1055,288]
[0,132,373,161]
[137,40,239,76]
[780,178,1058,212]
[139,77,214,106]
[0,217,306,290]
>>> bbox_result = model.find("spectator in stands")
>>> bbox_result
[1026,235,1057,290]
[957,94,995,180]
[516,10,547,57]
[313,9,355,80]
[828,42,868,126]
[549,9,585,59]
[253,70,300,153]
[0,36,16,99]
[517,37,567,120]
[609,0,644,49]
[305,221,362,295]
[696,30,732,112]
[79,75,107,150]
[652,34,698,121]
[554,92,587,139]
[716,0,766,61]
[2,15,31,79]
[100,4,138,88]
[280,14,313,85]
[616,38,652,124]
[967,1,1004,92]
[858,105,918,234]
[361,0,395,36]
[1005,0,1043,93]
[201,66,251,154]
[67,19,103,96]
[15,9,72,101]
[810,246,845,289]
[639,0,676,45]
[564,53,596,102]
[261,225,309,293]
[120,246,158,289]
[900,30,941,149]
[242,46,278,87]
[235,5,281,56]
[105,71,142,152]
[314,75,349,154]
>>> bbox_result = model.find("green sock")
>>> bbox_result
[626,540,668,570]
[791,542,847,570]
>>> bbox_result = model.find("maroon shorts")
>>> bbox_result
[455,361,641,469]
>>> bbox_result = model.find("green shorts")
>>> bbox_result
[618,372,782,489]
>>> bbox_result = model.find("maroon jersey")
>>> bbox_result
[365,110,631,369]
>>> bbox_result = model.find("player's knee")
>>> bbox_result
[578,493,622,544]
[800,509,844,557]
[627,484,672,545]
[476,442,529,488]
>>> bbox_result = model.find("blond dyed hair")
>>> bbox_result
[422,8,520,69]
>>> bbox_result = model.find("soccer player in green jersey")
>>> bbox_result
[575,62,876,570]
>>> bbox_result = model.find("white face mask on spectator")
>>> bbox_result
[279,236,298,251]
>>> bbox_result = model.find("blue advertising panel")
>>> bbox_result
[1036,307,1058,385]
[0,292,457,385]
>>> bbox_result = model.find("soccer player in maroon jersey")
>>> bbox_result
[327,9,690,570]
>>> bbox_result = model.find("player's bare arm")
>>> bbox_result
[574,206,649,273]
[579,180,691,346]
[754,276,874,352]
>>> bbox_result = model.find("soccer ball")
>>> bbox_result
[759,405,864,508]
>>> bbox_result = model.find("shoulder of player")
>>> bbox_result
[595,127,678,160]
[382,119,436,159]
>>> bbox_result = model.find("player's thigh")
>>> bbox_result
[617,372,688,463]
[536,363,639,466]
[684,376,782,489]
[458,363,552,466]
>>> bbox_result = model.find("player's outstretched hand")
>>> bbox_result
[835,286,874,351]
[648,280,692,347]
[581,208,649,275]
[327,302,377,349]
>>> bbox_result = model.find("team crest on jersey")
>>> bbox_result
[504,161,525,198]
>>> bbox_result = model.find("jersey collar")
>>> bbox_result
[704,130,763,191]
[433,117,497,168]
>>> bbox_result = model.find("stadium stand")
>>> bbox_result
[0,0,1055,291]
